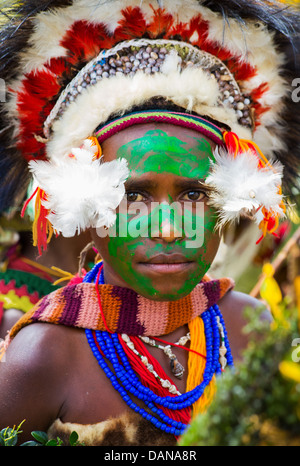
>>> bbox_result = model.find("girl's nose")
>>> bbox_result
[150,203,184,243]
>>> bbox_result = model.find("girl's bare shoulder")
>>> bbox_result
[218,290,271,360]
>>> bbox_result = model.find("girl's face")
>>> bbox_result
[91,122,221,301]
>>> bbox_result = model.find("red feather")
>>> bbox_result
[61,20,103,62]
[187,15,209,46]
[114,7,147,41]
[202,40,232,61]
[17,136,45,161]
[167,21,191,41]
[16,72,57,161]
[226,58,257,81]
[96,23,116,50]
[21,70,60,101]
[187,15,256,83]
[251,82,269,101]
[44,57,70,78]
[252,103,271,129]
[250,83,270,128]
[17,94,46,136]
[147,6,174,38]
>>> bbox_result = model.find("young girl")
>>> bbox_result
[0,0,298,446]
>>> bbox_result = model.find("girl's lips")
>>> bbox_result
[138,259,195,274]
[141,253,192,264]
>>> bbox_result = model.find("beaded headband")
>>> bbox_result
[95,111,225,146]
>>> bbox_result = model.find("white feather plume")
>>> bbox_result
[28,139,129,237]
[206,147,285,229]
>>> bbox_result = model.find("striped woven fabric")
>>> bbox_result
[95,111,225,146]
[7,277,234,341]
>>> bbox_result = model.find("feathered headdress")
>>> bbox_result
[0,0,299,253]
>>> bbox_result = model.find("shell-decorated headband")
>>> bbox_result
[1,0,299,254]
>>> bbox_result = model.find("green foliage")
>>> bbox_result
[0,422,83,446]
[0,421,25,446]
[20,430,63,447]
[179,305,300,446]
[22,429,83,446]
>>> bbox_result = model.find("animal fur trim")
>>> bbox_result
[48,411,177,446]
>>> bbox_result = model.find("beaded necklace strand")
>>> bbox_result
[139,333,190,379]
[121,333,182,395]
[85,262,233,436]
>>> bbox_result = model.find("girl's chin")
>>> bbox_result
[130,282,199,301]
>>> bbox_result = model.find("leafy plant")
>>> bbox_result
[0,421,83,446]
[179,305,300,446]
[0,421,25,446]
[21,429,82,446]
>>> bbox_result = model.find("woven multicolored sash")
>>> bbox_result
[7,274,234,342]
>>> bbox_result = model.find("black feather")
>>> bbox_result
[0,1,73,213]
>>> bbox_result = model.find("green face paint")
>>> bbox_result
[97,128,220,301]
[116,129,215,179]
[105,200,218,299]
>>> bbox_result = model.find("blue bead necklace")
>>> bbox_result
[84,264,233,436]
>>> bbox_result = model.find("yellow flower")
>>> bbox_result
[279,361,300,384]
[260,264,284,323]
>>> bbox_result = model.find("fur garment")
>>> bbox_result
[48,411,177,446]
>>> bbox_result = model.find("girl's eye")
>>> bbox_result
[126,192,144,202]
[182,191,206,201]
